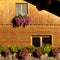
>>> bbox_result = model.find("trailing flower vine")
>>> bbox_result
[12,14,31,27]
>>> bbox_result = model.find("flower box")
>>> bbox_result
[12,14,31,27]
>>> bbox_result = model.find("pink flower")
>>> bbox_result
[18,50,28,58]
[12,15,32,27]
[15,16,23,26]
[22,17,26,24]
[35,49,41,57]
[22,17,31,25]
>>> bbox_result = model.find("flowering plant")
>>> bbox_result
[16,48,28,59]
[52,48,59,53]
[48,48,58,57]
[48,47,60,57]
[32,48,42,58]
[52,47,60,56]
[12,14,31,27]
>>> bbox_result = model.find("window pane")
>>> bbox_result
[16,3,28,16]
[21,4,28,15]
[42,36,52,46]
[16,4,21,16]
[32,37,40,47]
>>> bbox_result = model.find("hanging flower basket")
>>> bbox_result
[12,14,31,27]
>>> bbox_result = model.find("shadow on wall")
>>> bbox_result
[24,0,60,16]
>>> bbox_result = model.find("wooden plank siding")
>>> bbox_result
[0,0,60,47]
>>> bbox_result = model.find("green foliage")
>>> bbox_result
[40,44,52,54]
[18,14,23,19]
[26,46,35,53]
[9,45,20,53]
[0,45,4,53]
[21,48,27,52]
[58,47,60,51]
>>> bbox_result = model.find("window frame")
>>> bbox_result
[16,3,28,16]
[31,35,52,47]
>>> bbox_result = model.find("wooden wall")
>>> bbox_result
[0,0,60,47]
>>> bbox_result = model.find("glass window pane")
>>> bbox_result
[16,4,21,15]
[32,37,40,47]
[42,36,52,46]
[16,3,28,16]
[21,4,28,15]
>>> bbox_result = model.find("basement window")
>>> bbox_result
[16,3,28,16]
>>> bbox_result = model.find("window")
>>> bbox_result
[42,36,52,46]
[16,3,28,16]
[32,37,40,47]
[31,35,52,47]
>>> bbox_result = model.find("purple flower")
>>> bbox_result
[12,15,32,27]
[35,49,41,57]
[22,17,26,24]
[26,17,31,24]
[32,49,42,58]
[15,16,23,26]
[18,50,28,58]
[22,17,31,25]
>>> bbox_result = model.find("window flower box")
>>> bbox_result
[12,14,31,27]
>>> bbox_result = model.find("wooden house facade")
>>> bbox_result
[0,0,60,47]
